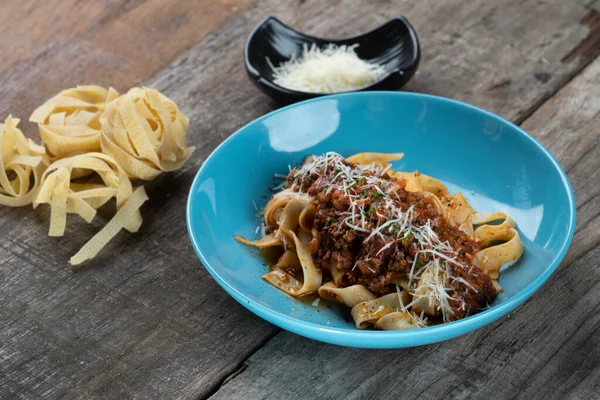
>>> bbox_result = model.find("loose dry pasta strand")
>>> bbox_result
[70,186,148,265]
[33,152,142,236]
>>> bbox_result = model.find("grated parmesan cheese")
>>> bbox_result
[268,44,386,93]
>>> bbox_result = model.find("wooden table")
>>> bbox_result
[1,1,599,399]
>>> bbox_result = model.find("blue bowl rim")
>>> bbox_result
[186,91,577,348]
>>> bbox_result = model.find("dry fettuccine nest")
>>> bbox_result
[29,85,120,159]
[0,85,194,265]
[100,87,195,180]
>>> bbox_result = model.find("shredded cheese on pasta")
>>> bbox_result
[292,153,469,321]
[238,152,525,329]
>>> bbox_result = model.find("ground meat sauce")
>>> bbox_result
[286,155,496,321]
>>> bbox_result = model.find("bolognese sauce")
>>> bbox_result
[286,154,496,322]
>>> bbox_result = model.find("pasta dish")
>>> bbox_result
[236,153,524,330]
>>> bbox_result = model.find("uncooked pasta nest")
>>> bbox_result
[0,116,49,206]
[30,85,120,159]
[100,87,195,180]
[0,85,194,265]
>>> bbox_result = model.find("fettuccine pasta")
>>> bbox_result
[30,85,119,159]
[236,152,524,330]
[0,116,49,206]
[0,84,194,266]
[100,87,195,180]
[33,152,143,237]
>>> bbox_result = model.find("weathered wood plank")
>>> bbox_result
[0,0,252,121]
[0,0,597,399]
[208,59,600,400]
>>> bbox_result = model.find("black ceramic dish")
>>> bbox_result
[244,16,420,104]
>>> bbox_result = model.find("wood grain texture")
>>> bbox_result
[0,0,251,124]
[0,0,598,399]
[208,58,600,400]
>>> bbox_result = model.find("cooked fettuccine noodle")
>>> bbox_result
[236,152,524,330]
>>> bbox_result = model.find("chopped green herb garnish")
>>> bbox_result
[261,193,267,199]
[367,204,376,216]
[408,319,413,324]
[371,191,380,200]
[362,189,368,197]
[401,232,414,247]
[357,177,366,185]
[416,256,426,267]
[325,217,333,226]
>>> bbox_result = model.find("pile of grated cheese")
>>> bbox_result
[269,44,386,94]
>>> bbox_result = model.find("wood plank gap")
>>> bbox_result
[514,55,599,126]
[201,328,281,400]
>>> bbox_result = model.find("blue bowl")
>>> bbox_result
[186,92,576,348]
